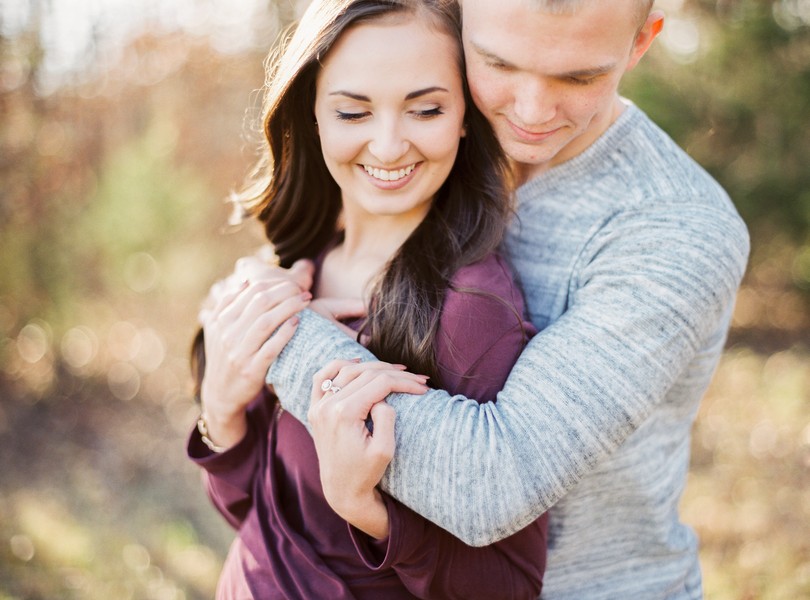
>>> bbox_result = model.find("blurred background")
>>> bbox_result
[0,0,808,598]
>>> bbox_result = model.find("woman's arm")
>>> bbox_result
[187,392,272,528]
[187,269,310,526]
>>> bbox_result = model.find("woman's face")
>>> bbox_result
[314,15,466,225]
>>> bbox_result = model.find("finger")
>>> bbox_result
[201,278,250,326]
[331,370,429,421]
[234,255,269,278]
[311,359,364,404]
[234,256,296,287]
[237,288,311,353]
[249,316,299,374]
[332,361,407,388]
[224,279,305,332]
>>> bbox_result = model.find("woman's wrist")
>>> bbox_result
[332,489,390,540]
[199,411,246,450]
[198,393,248,450]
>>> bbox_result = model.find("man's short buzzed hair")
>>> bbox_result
[526,0,654,27]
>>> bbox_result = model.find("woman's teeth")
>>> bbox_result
[363,164,415,182]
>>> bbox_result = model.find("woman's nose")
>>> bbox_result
[367,118,409,165]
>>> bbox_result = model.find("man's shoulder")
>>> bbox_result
[615,104,731,208]
[519,104,738,220]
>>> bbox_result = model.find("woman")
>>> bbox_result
[188,0,547,597]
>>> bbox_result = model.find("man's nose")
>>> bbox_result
[513,78,557,128]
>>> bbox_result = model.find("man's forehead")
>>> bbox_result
[460,0,649,22]
[460,1,641,74]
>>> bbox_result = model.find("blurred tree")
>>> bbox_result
[623,0,810,292]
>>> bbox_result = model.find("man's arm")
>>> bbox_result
[269,204,749,546]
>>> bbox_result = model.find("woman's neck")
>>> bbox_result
[318,203,426,300]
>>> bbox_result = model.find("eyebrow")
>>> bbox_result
[328,86,449,102]
[471,41,616,78]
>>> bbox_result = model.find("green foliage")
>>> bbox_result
[69,118,209,296]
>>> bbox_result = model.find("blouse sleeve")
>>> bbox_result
[187,391,274,529]
[348,254,548,599]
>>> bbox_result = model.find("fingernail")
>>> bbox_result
[301,291,312,301]
[289,316,300,326]
[349,357,362,363]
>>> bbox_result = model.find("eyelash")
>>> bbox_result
[414,107,443,119]
[486,60,510,71]
[336,111,368,121]
[335,107,444,121]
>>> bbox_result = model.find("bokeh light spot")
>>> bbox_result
[61,326,99,371]
[9,534,35,561]
[124,251,161,293]
[108,362,141,401]
[16,322,51,364]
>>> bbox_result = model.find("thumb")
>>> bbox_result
[289,258,315,291]
[313,297,368,321]
[367,402,396,456]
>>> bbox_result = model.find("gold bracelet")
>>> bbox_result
[197,414,227,453]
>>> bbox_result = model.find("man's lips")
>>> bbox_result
[507,120,562,142]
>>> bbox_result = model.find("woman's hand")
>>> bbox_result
[199,277,312,450]
[199,247,314,324]
[308,360,429,539]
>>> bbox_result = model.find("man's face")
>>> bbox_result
[461,0,659,181]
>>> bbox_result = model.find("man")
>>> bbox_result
[206,1,749,597]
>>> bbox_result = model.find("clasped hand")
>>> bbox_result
[197,254,315,449]
[308,359,429,539]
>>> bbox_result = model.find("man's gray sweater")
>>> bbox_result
[268,103,750,599]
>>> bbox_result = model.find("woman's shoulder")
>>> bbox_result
[436,253,536,400]
[445,252,528,318]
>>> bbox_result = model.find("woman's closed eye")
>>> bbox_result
[412,106,444,119]
[336,110,370,122]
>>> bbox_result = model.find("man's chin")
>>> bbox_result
[503,139,559,170]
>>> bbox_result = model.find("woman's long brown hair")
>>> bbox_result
[192,0,513,395]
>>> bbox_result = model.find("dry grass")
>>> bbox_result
[683,345,810,599]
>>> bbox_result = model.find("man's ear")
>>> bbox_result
[627,10,664,72]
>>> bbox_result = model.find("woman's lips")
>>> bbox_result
[359,162,419,190]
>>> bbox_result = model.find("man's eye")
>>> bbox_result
[487,61,510,71]
[568,76,596,86]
